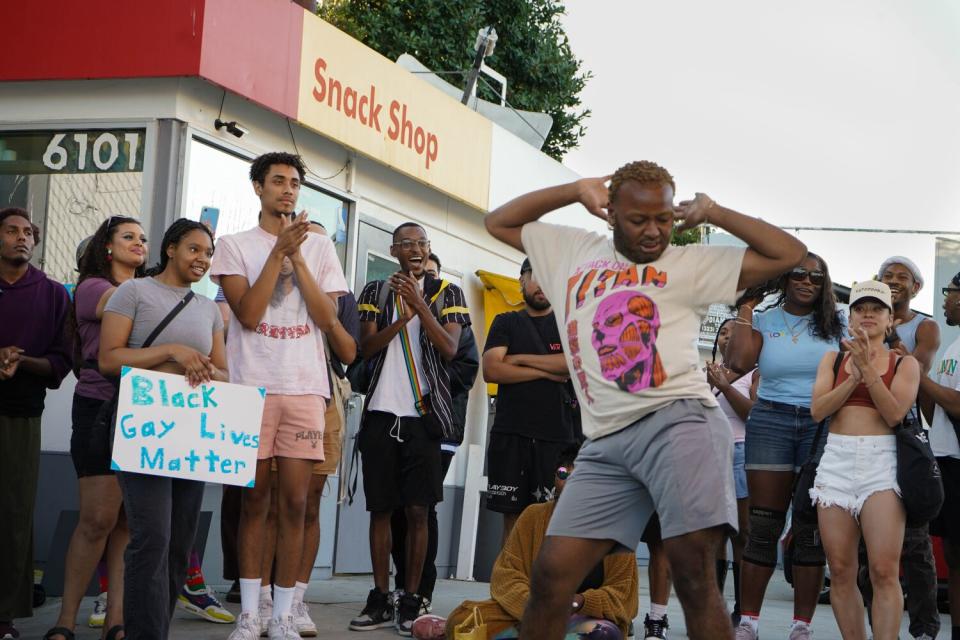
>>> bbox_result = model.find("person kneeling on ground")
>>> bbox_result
[413,445,638,640]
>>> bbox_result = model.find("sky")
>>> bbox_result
[559,0,960,314]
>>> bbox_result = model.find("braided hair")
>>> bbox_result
[712,318,735,363]
[145,218,215,277]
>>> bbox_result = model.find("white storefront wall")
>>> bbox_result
[1,74,603,581]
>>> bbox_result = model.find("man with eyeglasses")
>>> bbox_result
[919,272,960,640]
[350,222,471,635]
[482,258,579,546]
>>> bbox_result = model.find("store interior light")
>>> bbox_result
[214,119,247,138]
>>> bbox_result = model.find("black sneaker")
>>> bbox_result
[225,579,241,604]
[396,593,423,636]
[643,614,669,640]
[349,589,394,631]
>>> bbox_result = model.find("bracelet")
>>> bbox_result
[734,319,753,327]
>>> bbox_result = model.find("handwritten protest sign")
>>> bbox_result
[110,366,265,487]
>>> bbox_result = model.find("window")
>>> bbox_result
[180,138,350,297]
[0,129,146,290]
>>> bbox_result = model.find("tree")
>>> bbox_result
[319,0,591,160]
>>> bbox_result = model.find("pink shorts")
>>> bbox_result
[258,394,326,461]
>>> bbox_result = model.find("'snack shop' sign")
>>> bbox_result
[110,367,265,487]
[298,18,492,210]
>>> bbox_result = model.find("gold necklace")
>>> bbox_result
[780,306,809,344]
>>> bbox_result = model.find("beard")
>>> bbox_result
[523,289,550,311]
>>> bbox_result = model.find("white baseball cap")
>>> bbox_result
[849,280,892,311]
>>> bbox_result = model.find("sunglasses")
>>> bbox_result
[556,466,570,481]
[942,287,960,297]
[788,268,825,286]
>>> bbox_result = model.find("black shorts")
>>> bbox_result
[359,411,443,512]
[486,432,570,514]
[930,456,960,543]
[640,513,661,544]
[70,394,113,478]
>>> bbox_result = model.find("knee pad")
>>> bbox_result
[743,507,786,567]
[792,519,826,567]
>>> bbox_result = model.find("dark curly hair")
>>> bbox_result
[608,161,676,204]
[744,252,845,342]
[145,219,215,277]
[249,152,306,185]
[78,216,146,287]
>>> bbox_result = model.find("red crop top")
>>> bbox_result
[833,351,898,409]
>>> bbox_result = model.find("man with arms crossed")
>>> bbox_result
[484,161,805,640]
[215,152,348,640]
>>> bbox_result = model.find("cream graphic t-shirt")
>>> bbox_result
[521,221,745,440]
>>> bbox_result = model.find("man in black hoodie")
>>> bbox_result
[0,208,72,638]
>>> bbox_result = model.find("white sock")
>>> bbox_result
[791,618,810,629]
[239,579,261,616]
[649,603,668,620]
[293,581,309,606]
[260,584,272,602]
[273,585,295,620]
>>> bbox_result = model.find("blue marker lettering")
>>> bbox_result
[119,414,137,438]
[140,446,164,469]
[200,412,215,439]
[131,375,154,406]
[202,385,218,408]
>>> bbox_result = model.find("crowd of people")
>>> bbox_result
[2,153,960,640]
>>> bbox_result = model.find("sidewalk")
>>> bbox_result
[19,568,942,639]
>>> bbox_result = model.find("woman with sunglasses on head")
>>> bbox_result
[724,253,847,640]
[808,281,918,640]
[705,318,759,627]
[98,219,227,640]
[44,216,147,640]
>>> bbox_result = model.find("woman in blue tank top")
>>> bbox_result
[725,253,846,640]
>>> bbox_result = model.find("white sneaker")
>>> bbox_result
[88,591,107,628]
[734,621,758,640]
[258,598,273,636]
[787,622,813,640]
[228,612,263,640]
[268,614,301,640]
[293,601,317,637]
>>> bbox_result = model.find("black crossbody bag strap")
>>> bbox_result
[141,290,196,349]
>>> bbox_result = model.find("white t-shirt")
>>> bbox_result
[521,221,746,440]
[210,226,349,396]
[931,335,960,459]
[368,299,432,417]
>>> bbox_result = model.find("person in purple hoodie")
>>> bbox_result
[0,207,72,639]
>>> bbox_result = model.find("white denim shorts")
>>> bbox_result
[809,433,900,518]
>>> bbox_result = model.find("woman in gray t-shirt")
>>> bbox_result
[99,219,226,640]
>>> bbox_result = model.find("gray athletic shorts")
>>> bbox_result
[547,399,738,551]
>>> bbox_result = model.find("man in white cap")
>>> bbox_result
[879,256,940,372]
[868,256,942,640]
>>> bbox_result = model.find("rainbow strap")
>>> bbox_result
[397,292,427,416]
